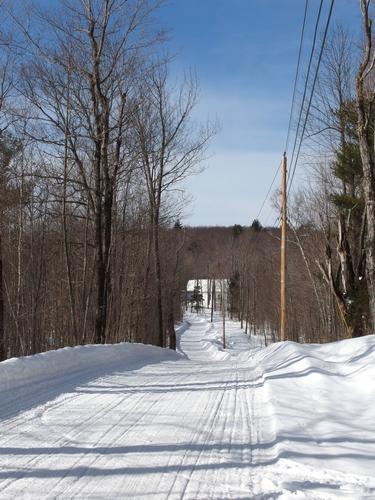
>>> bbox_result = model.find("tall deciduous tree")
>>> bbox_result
[356,0,375,331]
[17,0,164,344]
[133,64,212,347]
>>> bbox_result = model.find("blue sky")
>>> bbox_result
[157,0,361,227]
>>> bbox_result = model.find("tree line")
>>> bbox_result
[179,224,340,344]
[209,1,375,343]
[1,1,375,360]
[0,0,211,360]
[197,2,375,344]
[180,2,375,344]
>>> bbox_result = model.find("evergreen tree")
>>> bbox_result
[251,219,263,232]
[320,100,369,337]
[174,219,183,230]
[190,283,204,313]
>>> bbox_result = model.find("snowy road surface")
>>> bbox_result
[1,312,375,499]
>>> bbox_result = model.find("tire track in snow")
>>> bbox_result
[209,362,240,500]
[0,390,132,496]
[54,363,210,499]
[0,352,169,436]
[161,358,255,500]
[151,367,221,499]
[1,313,337,499]
[0,361,201,497]
[163,317,232,498]
[167,370,236,499]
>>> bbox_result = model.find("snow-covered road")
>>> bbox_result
[1,313,375,499]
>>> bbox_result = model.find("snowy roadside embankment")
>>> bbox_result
[0,342,181,395]
[252,334,375,481]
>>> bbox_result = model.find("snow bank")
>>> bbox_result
[0,342,181,394]
[251,333,375,480]
[253,333,375,377]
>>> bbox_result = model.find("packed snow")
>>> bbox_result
[0,311,375,499]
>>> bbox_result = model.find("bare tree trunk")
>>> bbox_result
[291,224,328,334]
[245,283,250,335]
[153,214,164,347]
[62,78,78,344]
[16,165,25,355]
[81,202,91,344]
[239,278,244,328]
[141,223,153,343]
[31,211,47,354]
[168,227,185,350]
[318,245,353,338]
[356,0,375,331]
[94,228,106,344]
[87,3,114,345]
[252,277,256,336]
[0,233,5,361]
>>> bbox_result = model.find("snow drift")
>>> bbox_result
[0,342,181,395]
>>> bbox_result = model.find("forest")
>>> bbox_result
[0,0,375,361]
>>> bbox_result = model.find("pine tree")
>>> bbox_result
[319,100,369,337]
[190,283,204,313]
[251,219,263,232]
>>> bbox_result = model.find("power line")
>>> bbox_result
[287,0,324,176]
[284,0,310,153]
[255,161,281,221]
[252,0,333,228]
[253,0,311,227]
[287,0,335,196]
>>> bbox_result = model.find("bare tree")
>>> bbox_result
[133,63,212,347]
[16,0,164,344]
[356,0,375,331]
[0,42,15,360]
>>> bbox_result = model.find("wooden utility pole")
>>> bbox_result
[211,279,215,322]
[222,279,226,349]
[280,153,287,341]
